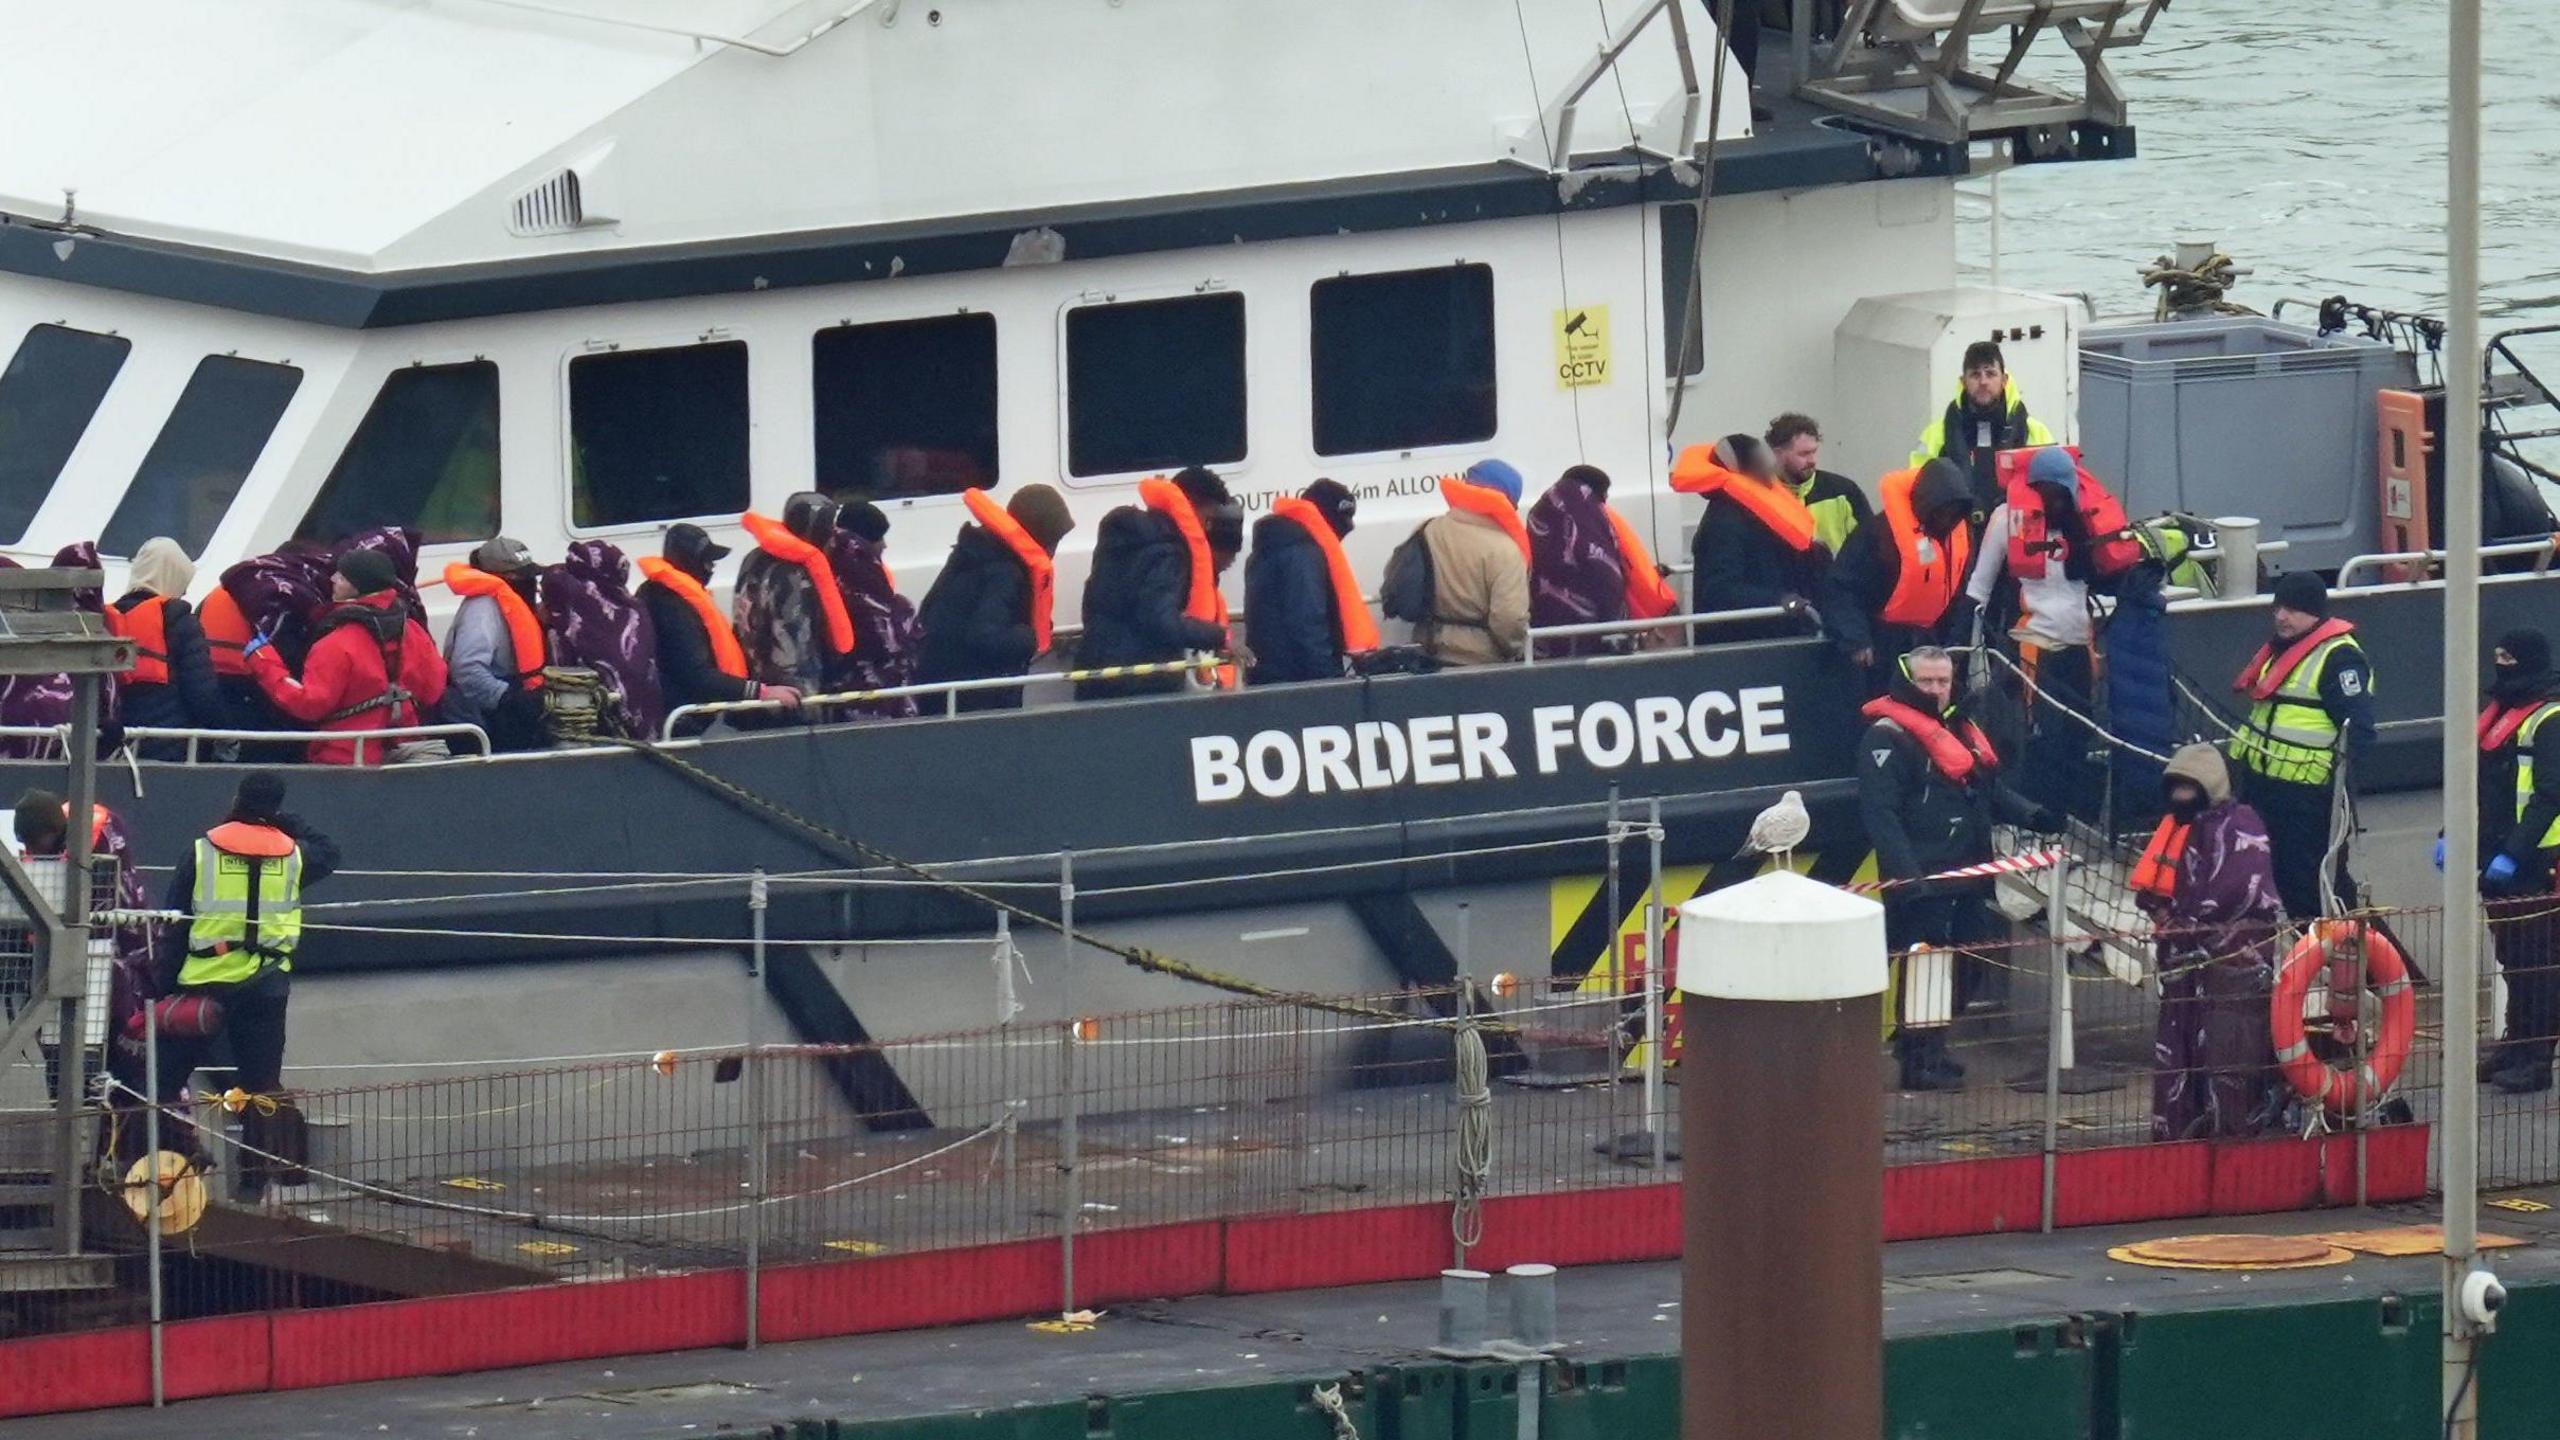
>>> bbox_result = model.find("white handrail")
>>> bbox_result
[118,724,495,766]
[2336,537,2560,588]
[1521,606,1801,663]
[662,655,1227,739]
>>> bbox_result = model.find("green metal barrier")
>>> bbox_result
[1885,1321,2095,1440]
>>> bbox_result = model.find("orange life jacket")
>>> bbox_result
[2232,617,2356,701]
[1602,505,1679,621]
[1138,478,1235,688]
[2483,701,2547,751]
[2129,816,2191,900]
[1440,476,1533,563]
[1996,448,2141,581]
[739,512,857,656]
[636,557,748,681]
[205,819,296,859]
[1270,496,1384,654]
[1860,696,2000,784]
[1876,467,1973,628]
[962,488,1057,655]
[442,564,550,690]
[199,587,253,678]
[109,595,173,685]
[1669,447,1818,553]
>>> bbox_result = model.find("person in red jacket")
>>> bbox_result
[244,550,450,764]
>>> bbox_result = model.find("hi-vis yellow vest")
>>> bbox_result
[2508,703,2560,851]
[2232,631,2364,786]
[180,822,304,986]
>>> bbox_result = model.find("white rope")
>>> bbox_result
[876,989,1624,1052]
[1971,645,2179,765]
[1080,834,1607,898]
[1311,1381,1363,1440]
[1450,1006,1491,1251]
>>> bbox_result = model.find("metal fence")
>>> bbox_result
[4,892,2537,1359]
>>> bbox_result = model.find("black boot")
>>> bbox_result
[1897,1033,1963,1092]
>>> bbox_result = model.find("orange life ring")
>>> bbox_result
[2269,920,2416,1112]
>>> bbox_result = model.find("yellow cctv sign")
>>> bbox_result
[1555,305,1611,388]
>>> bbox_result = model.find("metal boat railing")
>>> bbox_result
[2336,537,2560,588]
[1520,606,1798,662]
[661,656,1225,739]
[0,723,493,767]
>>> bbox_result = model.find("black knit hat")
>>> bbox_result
[336,548,398,596]
[2499,628,2552,676]
[839,499,891,544]
[232,771,287,822]
[2270,570,2329,619]
[1301,479,1358,537]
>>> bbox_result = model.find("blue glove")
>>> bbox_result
[2433,835,2447,873]
[240,632,271,661]
[2485,853,2521,891]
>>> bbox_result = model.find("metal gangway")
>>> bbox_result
[1791,0,2167,151]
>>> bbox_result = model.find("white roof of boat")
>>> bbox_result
[1,0,1740,274]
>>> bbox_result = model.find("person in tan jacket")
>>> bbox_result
[1415,459,1533,667]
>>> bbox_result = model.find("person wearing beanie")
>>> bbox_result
[2229,569,2374,924]
[919,484,1077,712]
[109,535,235,754]
[1822,457,1978,696]
[822,497,923,717]
[1962,445,2106,818]
[1407,458,1531,668]
[1909,338,2056,521]
[1677,433,1826,645]
[1245,479,1377,684]
[244,548,448,766]
[1077,466,1239,699]
[442,536,553,753]
[2476,627,2560,1091]
[149,771,340,1198]
[637,523,802,735]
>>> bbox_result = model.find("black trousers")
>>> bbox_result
[153,967,290,1103]
[2244,773,2360,922]
[2491,894,2560,1065]
[2018,642,2099,823]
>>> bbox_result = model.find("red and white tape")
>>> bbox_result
[1843,846,2072,894]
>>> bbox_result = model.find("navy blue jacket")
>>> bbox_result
[1243,514,1344,685]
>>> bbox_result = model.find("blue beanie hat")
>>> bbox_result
[2027,446,2077,490]
[1464,459,1524,506]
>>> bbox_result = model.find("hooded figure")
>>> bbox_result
[1245,479,1372,684]
[1077,467,1237,699]
[1822,458,1976,695]
[823,500,923,718]
[0,544,119,760]
[916,484,1076,711]
[247,549,449,764]
[1525,466,1634,658]
[2477,627,2560,1092]
[735,491,856,696]
[542,540,664,738]
[2141,743,2285,1140]
[110,536,233,751]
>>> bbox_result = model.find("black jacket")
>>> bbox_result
[1690,496,1828,643]
[1821,463,1974,693]
[1076,505,1225,699]
[2482,671,2560,881]
[1856,683,2044,888]
[638,578,757,730]
[1243,514,1344,685]
[153,812,342,993]
[915,526,1041,711]
[112,591,230,744]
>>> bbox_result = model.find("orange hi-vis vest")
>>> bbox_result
[962,488,1057,655]
[636,557,748,680]
[1861,696,1999,784]
[1603,505,1679,621]
[1138,478,1235,688]
[442,564,550,689]
[739,512,856,656]
[1440,476,1533,562]
[108,595,173,685]
[2129,817,2191,900]
[199,587,253,678]
[1669,447,1819,552]
[1876,467,1973,627]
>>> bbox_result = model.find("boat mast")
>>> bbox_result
[2441,0,2484,1431]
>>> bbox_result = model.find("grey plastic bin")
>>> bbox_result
[2078,319,2415,573]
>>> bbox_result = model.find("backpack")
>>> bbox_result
[2132,514,2217,596]
[1379,523,1439,624]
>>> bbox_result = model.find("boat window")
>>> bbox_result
[296,361,501,545]
[1066,292,1246,478]
[101,355,303,558]
[1660,204,1705,378]
[1311,263,1496,456]
[569,339,750,527]
[0,324,131,545]
[812,313,997,499]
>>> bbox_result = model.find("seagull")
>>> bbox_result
[1735,789,1811,866]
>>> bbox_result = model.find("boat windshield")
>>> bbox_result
[100,354,303,558]
[0,324,131,545]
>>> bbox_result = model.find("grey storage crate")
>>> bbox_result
[2078,319,2415,573]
